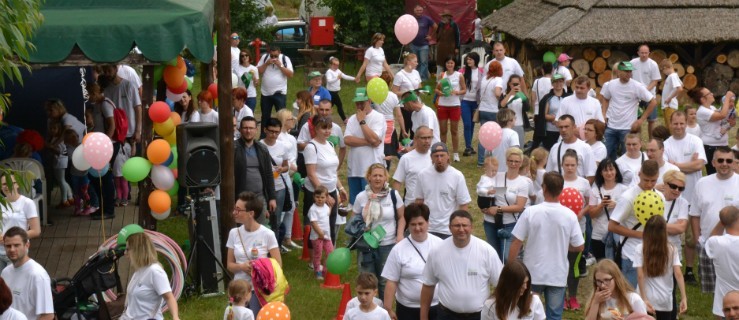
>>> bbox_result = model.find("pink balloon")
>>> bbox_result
[479,121,503,151]
[82,132,114,170]
[394,14,419,45]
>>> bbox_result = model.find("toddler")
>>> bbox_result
[113,139,132,206]
[64,129,98,215]
[325,57,355,121]
[476,156,498,215]
[309,186,333,280]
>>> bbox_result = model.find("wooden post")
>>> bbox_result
[139,65,157,230]
[215,0,235,288]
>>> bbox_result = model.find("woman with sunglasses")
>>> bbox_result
[356,33,393,82]
[588,159,627,261]
[500,74,529,148]
[585,259,647,320]
[234,49,260,112]
[687,87,735,175]
[660,170,689,260]
[275,109,302,250]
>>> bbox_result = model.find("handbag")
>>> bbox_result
[472,110,480,123]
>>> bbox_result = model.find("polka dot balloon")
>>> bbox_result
[558,187,584,215]
[479,121,503,151]
[257,301,291,320]
[633,190,664,225]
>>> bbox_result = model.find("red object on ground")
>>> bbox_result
[249,38,267,60]
[321,271,342,290]
[300,225,311,261]
[334,283,352,320]
[291,208,303,241]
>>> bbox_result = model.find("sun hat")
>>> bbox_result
[618,61,635,71]
[557,53,573,62]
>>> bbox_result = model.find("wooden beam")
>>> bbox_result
[700,44,726,67]
[138,65,157,230]
[671,45,695,67]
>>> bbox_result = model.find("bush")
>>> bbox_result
[230,0,274,43]
[319,0,404,59]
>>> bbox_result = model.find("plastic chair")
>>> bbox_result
[1,158,49,226]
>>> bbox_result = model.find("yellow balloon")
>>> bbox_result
[153,119,175,137]
[367,77,389,103]
[164,132,177,146]
[633,190,664,225]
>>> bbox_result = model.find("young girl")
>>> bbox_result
[584,119,607,166]
[114,139,132,206]
[435,55,467,162]
[633,216,687,320]
[588,159,627,261]
[529,147,548,196]
[561,150,591,310]
[482,260,545,320]
[224,279,254,320]
[309,186,333,280]
[64,129,98,216]
[476,156,499,216]
[325,56,355,122]
[685,106,701,137]
[47,120,74,208]
[461,52,482,156]
[490,109,520,172]
[585,259,647,320]
[234,49,259,112]
[191,91,218,124]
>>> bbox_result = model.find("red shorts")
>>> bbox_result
[437,106,461,121]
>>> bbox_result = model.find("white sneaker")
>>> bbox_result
[288,240,303,249]
[453,153,461,162]
[280,245,291,253]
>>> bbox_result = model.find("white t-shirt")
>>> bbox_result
[696,105,727,146]
[325,68,355,91]
[601,79,654,130]
[393,69,422,94]
[556,95,605,127]
[488,173,529,225]
[481,295,546,320]
[117,65,142,90]
[502,96,524,126]
[630,58,661,95]
[663,196,689,259]
[222,305,254,320]
[345,297,383,311]
[191,109,219,124]
[381,235,443,308]
[705,234,739,316]
[225,225,279,281]
[599,292,647,318]
[479,77,504,113]
[233,64,259,98]
[555,65,573,83]
[565,177,592,230]
[303,139,340,192]
[632,244,681,312]
[103,79,142,138]
[589,183,629,241]
[278,132,298,164]
[484,57,524,91]
[0,196,38,255]
[490,128,519,172]
[438,72,462,107]
[120,263,171,320]
[661,73,682,110]
[414,166,471,235]
[260,139,289,191]
[512,201,584,287]
[364,47,386,77]
[343,304,391,320]
[545,139,597,178]
[689,174,739,244]
[532,77,552,114]
[309,203,332,241]
[1,260,54,320]
[473,18,483,40]
[297,122,345,149]
[657,161,680,184]
[463,68,481,101]
[393,149,433,204]
[591,141,607,163]
[353,190,403,245]
[344,111,386,177]
[686,124,702,138]
[375,92,401,120]
[411,105,441,144]
[230,46,241,72]
[422,237,502,313]
[257,53,294,96]
[0,308,27,320]
[663,134,706,203]
[610,185,665,261]
[616,152,646,187]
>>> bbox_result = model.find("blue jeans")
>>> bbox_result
[483,221,516,263]
[461,100,478,149]
[584,215,593,256]
[477,111,498,165]
[604,127,630,160]
[531,285,566,320]
[269,188,287,243]
[358,244,394,302]
[259,93,286,139]
[410,44,430,81]
[347,177,367,204]
[621,258,638,288]
[246,97,257,113]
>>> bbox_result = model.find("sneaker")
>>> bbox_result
[453,153,460,162]
[684,271,697,284]
[288,240,303,249]
[114,199,122,207]
[280,245,291,253]
[569,297,581,310]
[585,253,597,266]
[308,263,314,271]
[463,148,473,156]
[316,271,324,280]
[121,200,129,206]
[82,206,97,216]
[579,269,589,278]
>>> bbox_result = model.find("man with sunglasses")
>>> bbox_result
[690,146,739,295]
[257,46,294,138]
[229,33,241,71]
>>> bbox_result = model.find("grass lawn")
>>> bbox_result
[158,64,719,319]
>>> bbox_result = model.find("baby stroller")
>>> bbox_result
[53,248,126,320]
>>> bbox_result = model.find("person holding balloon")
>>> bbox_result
[477,60,504,166]
[588,158,627,261]
[356,33,394,83]
[234,49,260,113]
[84,82,118,220]
[435,55,467,162]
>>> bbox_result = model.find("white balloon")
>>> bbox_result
[150,165,175,190]
[151,208,170,220]
[72,145,92,171]
[165,89,184,102]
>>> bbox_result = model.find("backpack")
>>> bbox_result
[111,108,128,143]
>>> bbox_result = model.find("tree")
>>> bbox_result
[319,0,404,56]
[230,0,274,45]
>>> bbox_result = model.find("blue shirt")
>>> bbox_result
[412,15,435,46]
[308,86,332,106]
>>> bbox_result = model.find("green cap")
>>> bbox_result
[401,91,419,104]
[117,224,145,247]
[552,73,565,81]
[308,70,322,78]
[618,61,634,71]
[353,87,369,102]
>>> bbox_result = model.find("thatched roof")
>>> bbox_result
[483,0,739,46]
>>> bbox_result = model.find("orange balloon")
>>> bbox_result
[148,190,171,213]
[176,56,186,73]
[257,301,290,320]
[169,112,181,126]
[163,65,185,88]
[147,139,171,165]
[82,132,92,144]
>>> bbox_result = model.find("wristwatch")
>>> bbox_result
[359,120,367,125]
[497,207,503,214]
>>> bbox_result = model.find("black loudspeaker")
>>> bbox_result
[177,123,221,187]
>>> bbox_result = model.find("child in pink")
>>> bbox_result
[309,186,333,280]
[113,139,132,206]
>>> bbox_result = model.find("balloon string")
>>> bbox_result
[99,173,105,243]
[398,45,405,64]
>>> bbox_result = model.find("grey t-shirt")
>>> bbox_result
[103,78,141,137]
[244,145,263,195]
[87,98,115,134]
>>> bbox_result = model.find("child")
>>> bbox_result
[561,150,591,311]
[685,106,701,137]
[343,273,391,320]
[223,279,254,320]
[659,59,683,127]
[490,109,520,172]
[47,120,74,208]
[476,156,498,217]
[309,186,333,280]
[64,129,97,216]
[325,56,355,122]
[113,139,132,206]
[529,147,548,196]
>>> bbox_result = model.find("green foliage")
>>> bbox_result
[478,0,514,16]
[319,0,404,50]
[230,0,275,44]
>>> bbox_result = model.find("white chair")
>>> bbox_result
[471,47,489,68]
[1,158,48,226]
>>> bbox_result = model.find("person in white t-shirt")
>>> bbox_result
[630,45,662,137]
[356,33,393,82]
[556,76,605,128]
[723,290,739,320]
[233,49,260,112]
[664,110,706,204]
[600,61,656,160]
[0,227,54,320]
[500,75,527,147]
[392,53,423,138]
[584,259,648,320]
[436,56,467,162]
[344,273,392,320]
[583,119,607,165]
[233,87,255,139]
[531,63,553,119]
[257,46,294,138]
[484,42,526,93]
[688,87,735,175]
[705,206,739,318]
[608,159,663,288]
[308,186,333,279]
[420,211,503,319]
[345,88,386,203]
[545,115,597,183]
[414,142,471,238]
[374,74,404,168]
[260,118,291,249]
[461,52,483,157]
[616,134,647,186]
[510,171,585,320]
[685,106,702,137]
[117,64,143,100]
[490,109,520,172]
[478,61,505,166]
[659,59,683,127]
[326,57,356,122]
[401,91,440,145]
[228,33,242,71]
[555,53,573,88]
[393,126,434,205]
[191,91,219,124]
[297,100,347,169]
[0,277,27,320]
[0,175,41,271]
[588,158,628,261]
[481,260,546,320]
[659,170,690,261]
[382,203,443,319]
[223,279,255,320]
[645,138,680,187]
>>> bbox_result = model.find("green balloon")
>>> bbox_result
[186,77,193,90]
[543,51,556,64]
[167,180,179,197]
[327,248,352,274]
[153,64,165,84]
[122,157,152,183]
[168,146,178,169]
[515,91,528,102]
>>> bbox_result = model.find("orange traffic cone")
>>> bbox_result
[321,271,342,289]
[300,225,311,261]
[291,208,303,241]
[334,282,352,320]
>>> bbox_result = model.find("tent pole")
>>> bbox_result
[138,65,157,230]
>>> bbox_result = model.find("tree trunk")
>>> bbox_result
[607,51,629,69]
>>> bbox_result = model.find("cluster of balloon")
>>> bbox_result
[119,101,181,221]
[153,56,195,109]
[71,132,115,178]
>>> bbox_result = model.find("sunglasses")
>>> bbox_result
[717,158,734,164]
[667,183,685,192]
[231,36,240,40]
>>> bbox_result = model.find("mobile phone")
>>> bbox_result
[603,195,611,200]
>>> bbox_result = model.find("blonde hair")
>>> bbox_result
[404,53,418,66]
[484,156,499,168]
[659,59,673,70]
[45,99,68,118]
[585,260,636,319]
[519,155,531,177]
[662,169,685,185]
[364,163,388,182]
[227,279,252,320]
[505,147,524,162]
[276,109,294,129]
[529,147,548,178]
[126,233,158,270]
